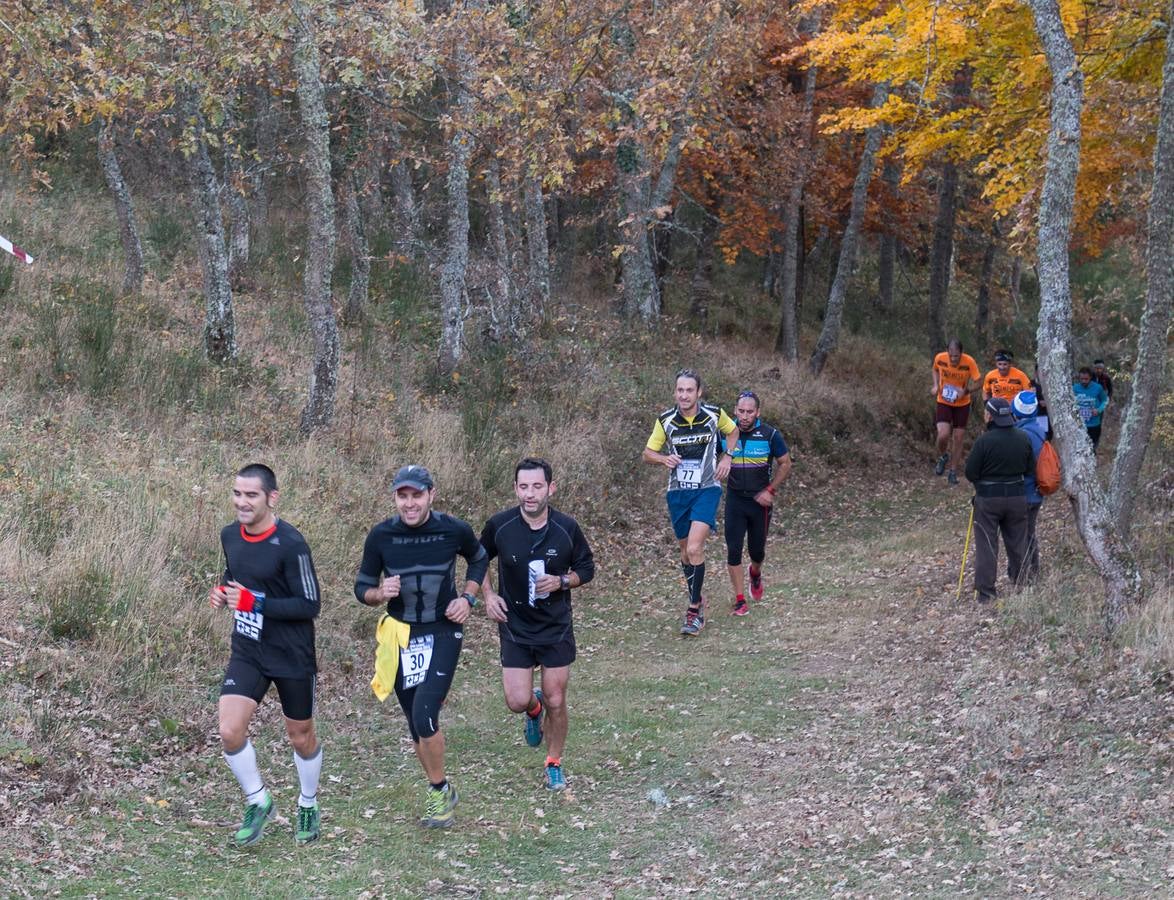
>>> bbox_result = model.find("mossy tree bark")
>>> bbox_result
[183,92,237,364]
[1028,0,1141,632]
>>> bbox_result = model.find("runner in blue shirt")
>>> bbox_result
[1072,367,1109,453]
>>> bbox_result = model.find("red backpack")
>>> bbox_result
[1036,440,1061,495]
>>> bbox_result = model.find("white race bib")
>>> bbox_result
[941,384,961,403]
[234,610,263,641]
[1079,404,1094,422]
[400,634,434,689]
[676,459,703,488]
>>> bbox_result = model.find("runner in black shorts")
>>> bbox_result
[355,465,487,828]
[479,458,595,792]
[208,463,323,847]
[725,391,791,616]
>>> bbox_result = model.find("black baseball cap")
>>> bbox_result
[984,397,1015,427]
[392,464,434,491]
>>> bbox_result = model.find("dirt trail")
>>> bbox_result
[606,470,1172,897]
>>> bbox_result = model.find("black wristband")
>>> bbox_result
[460,591,477,608]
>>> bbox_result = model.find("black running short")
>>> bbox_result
[500,630,576,669]
[394,620,463,742]
[220,656,316,721]
[725,491,772,566]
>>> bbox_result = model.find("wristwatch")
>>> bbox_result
[460,591,478,608]
[559,574,570,591]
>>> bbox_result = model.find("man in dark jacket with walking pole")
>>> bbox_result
[964,397,1035,606]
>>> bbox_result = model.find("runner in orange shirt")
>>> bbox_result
[982,350,1031,402]
[931,339,981,485]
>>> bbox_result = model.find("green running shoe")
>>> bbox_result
[295,803,320,845]
[234,793,274,846]
[525,689,545,748]
[421,783,458,829]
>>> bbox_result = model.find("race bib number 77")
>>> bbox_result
[676,459,703,487]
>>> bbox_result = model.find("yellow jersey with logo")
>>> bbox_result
[647,404,736,491]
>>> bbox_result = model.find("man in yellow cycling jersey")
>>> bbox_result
[642,369,737,636]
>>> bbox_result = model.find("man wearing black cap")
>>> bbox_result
[355,464,488,828]
[964,398,1035,605]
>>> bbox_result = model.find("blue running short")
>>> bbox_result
[666,486,722,539]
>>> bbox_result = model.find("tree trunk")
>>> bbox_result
[809,83,888,376]
[617,140,661,324]
[876,156,900,310]
[523,173,550,323]
[438,60,474,375]
[342,170,370,323]
[974,226,998,350]
[183,93,237,364]
[1009,255,1022,312]
[388,123,422,258]
[689,211,719,323]
[292,1,340,434]
[223,114,250,284]
[927,162,958,353]
[1028,0,1141,632]
[251,79,278,256]
[96,119,144,296]
[775,53,818,359]
[486,160,516,340]
[1109,0,1174,538]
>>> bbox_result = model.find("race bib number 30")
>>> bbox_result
[401,634,435,689]
[234,610,263,641]
[676,459,703,488]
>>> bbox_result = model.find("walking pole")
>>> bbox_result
[956,503,974,603]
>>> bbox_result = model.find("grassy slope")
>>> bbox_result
[0,183,1170,897]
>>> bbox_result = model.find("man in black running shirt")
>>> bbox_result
[480,458,595,792]
[355,464,487,828]
[208,464,323,847]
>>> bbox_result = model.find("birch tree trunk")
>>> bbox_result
[342,171,370,323]
[1109,0,1174,538]
[438,58,474,375]
[523,173,550,323]
[183,93,237,363]
[809,83,888,376]
[775,56,818,360]
[926,162,958,353]
[97,119,144,296]
[1028,0,1141,631]
[292,1,340,434]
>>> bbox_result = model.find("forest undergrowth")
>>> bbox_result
[0,184,1169,897]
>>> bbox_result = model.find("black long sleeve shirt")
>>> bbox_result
[355,512,488,624]
[964,425,1035,484]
